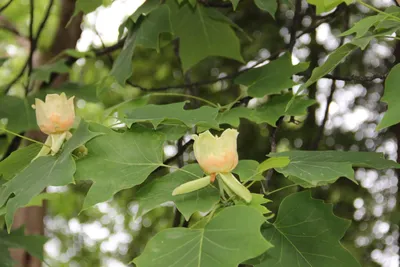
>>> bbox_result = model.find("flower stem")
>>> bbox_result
[0,127,49,147]
[266,184,297,195]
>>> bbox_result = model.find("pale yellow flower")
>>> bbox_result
[192,129,239,175]
[31,93,75,159]
[32,93,75,135]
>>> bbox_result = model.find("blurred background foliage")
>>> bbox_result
[0,0,399,266]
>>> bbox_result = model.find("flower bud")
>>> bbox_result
[192,129,239,174]
[172,176,211,196]
[32,93,75,135]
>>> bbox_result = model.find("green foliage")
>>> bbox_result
[0,227,47,267]
[73,0,103,16]
[254,0,278,17]
[31,60,70,83]
[135,164,219,220]
[74,124,165,210]
[301,44,357,90]
[307,0,353,14]
[235,54,309,97]
[0,96,37,133]
[269,151,400,187]
[377,63,400,130]
[0,121,101,230]
[124,102,219,129]
[254,191,361,267]
[0,144,40,180]
[133,206,272,267]
[218,94,316,127]
[166,0,244,71]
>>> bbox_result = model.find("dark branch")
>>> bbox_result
[26,0,35,85]
[198,0,232,8]
[0,0,13,13]
[0,135,22,162]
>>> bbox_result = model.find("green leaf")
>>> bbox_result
[377,64,400,130]
[255,0,277,17]
[0,96,37,133]
[233,160,264,182]
[258,157,290,173]
[0,227,47,267]
[235,54,309,97]
[227,0,240,10]
[124,102,219,129]
[135,4,173,52]
[31,60,70,83]
[0,121,101,230]
[75,124,165,211]
[133,206,272,267]
[110,22,137,85]
[135,164,219,220]
[254,191,360,267]
[111,5,173,84]
[235,193,272,215]
[301,43,357,90]
[0,58,8,67]
[306,0,353,14]
[167,0,244,71]
[73,0,103,16]
[218,94,316,127]
[0,144,41,180]
[130,0,160,22]
[269,150,400,187]
[340,15,382,38]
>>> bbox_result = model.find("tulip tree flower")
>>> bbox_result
[32,93,75,159]
[172,129,252,203]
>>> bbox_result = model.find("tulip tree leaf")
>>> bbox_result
[0,144,41,181]
[167,0,244,71]
[0,96,37,133]
[306,0,353,14]
[133,206,273,267]
[234,54,309,97]
[228,0,240,10]
[135,164,219,220]
[377,64,400,130]
[269,150,400,187]
[130,0,160,22]
[111,5,172,84]
[124,102,219,129]
[0,227,48,267]
[233,160,264,182]
[75,124,165,211]
[254,191,361,267]
[255,0,277,17]
[301,43,357,90]
[31,60,70,83]
[0,121,101,230]
[218,94,316,127]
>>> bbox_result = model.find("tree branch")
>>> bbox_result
[198,0,232,8]
[0,0,13,13]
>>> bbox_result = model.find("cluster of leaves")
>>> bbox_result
[1,0,400,266]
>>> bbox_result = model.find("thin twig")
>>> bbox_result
[0,0,13,13]
[198,0,231,8]
[26,0,35,84]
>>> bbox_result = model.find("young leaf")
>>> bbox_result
[133,206,272,267]
[254,0,277,17]
[124,102,219,129]
[234,193,272,215]
[269,150,400,187]
[135,164,219,220]
[74,124,165,211]
[235,54,309,97]
[301,43,357,90]
[0,121,101,230]
[228,0,240,10]
[377,64,400,130]
[167,0,244,71]
[254,191,361,267]
[0,227,47,267]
